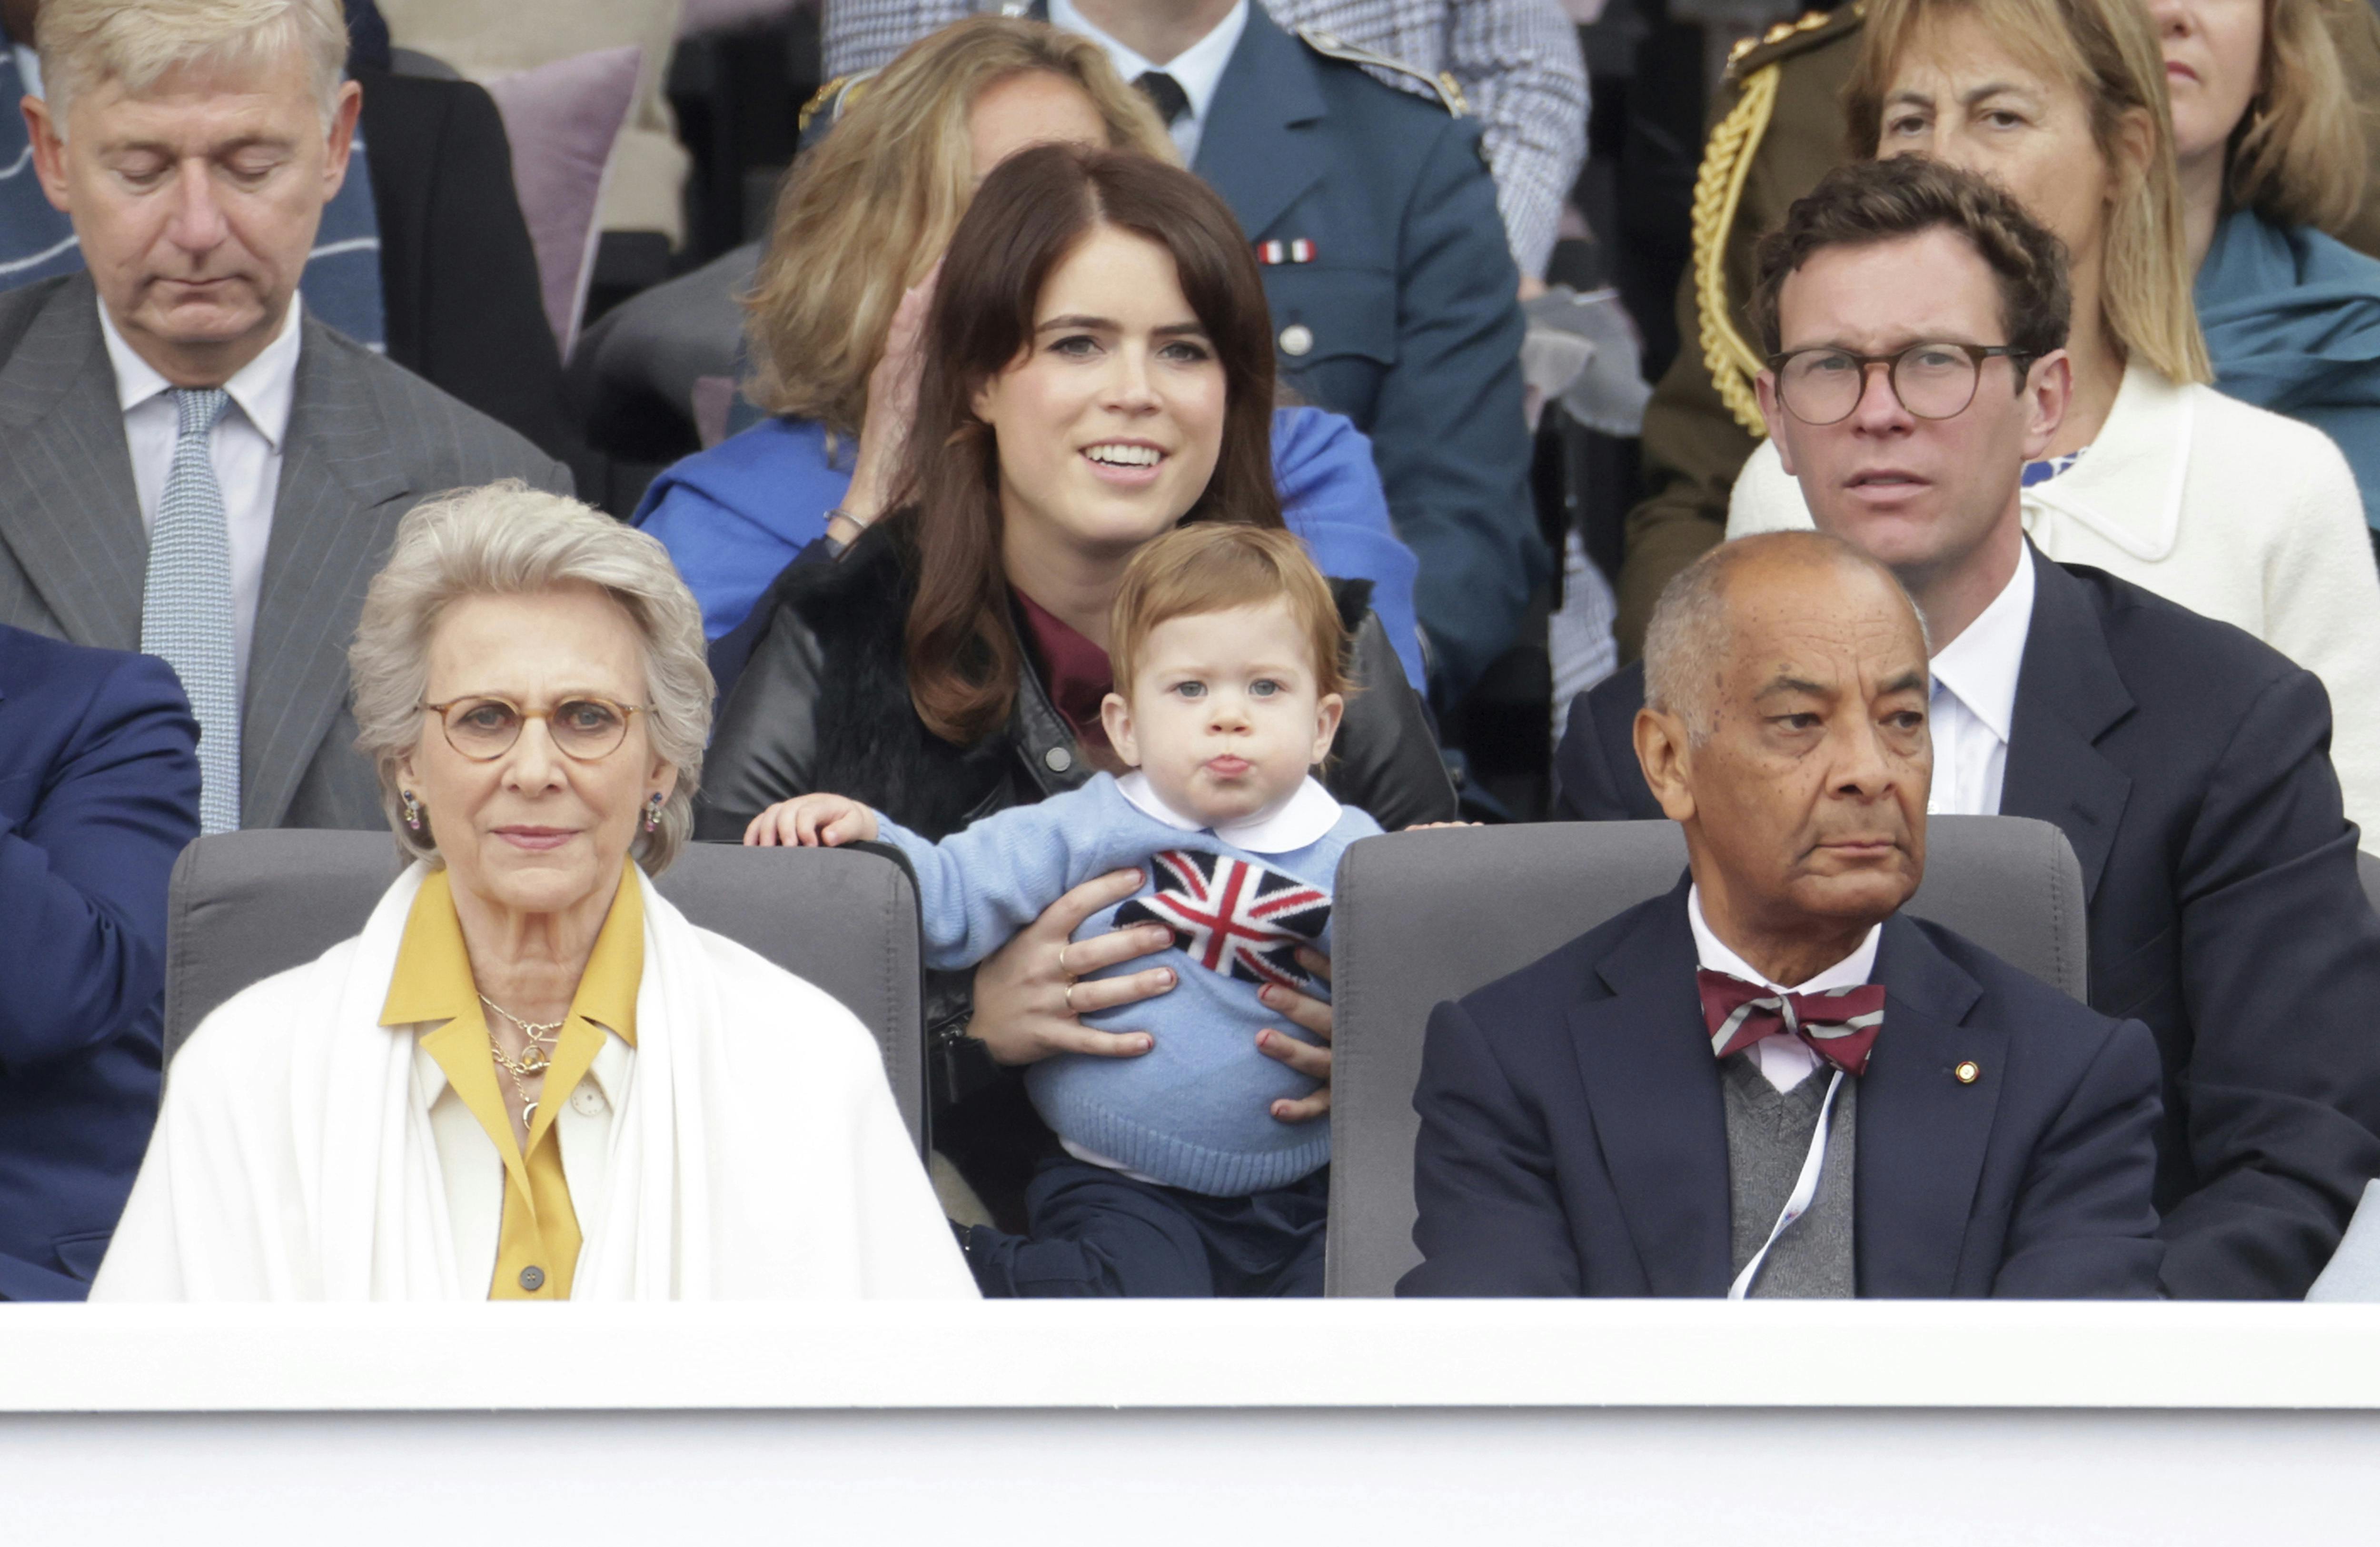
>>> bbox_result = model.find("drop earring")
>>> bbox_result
[643,792,664,832]
[401,790,423,831]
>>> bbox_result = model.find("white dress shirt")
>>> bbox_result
[1049,0,1251,166]
[1925,544,2035,817]
[1687,885,1880,1094]
[99,293,300,692]
[416,1029,635,1295]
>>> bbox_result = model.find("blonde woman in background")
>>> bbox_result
[93,485,974,1300]
[2166,0,2380,535]
[631,16,1428,689]
[1725,0,2380,844]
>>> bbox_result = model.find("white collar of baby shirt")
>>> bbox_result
[1925,542,2036,816]
[1687,883,1880,1093]
[1116,769,1343,853]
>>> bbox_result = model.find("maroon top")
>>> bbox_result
[1014,589,1114,754]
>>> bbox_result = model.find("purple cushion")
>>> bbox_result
[483,45,642,359]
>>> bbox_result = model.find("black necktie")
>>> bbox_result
[1134,70,1191,127]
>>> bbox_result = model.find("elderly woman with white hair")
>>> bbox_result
[92,483,975,1301]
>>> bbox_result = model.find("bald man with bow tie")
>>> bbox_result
[1400,529,2166,1299]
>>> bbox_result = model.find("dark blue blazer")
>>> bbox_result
[0,625,199,1300]
[1191,5,1537,699]
[1398,883,2166,1298]
[1555,553,2380,1298]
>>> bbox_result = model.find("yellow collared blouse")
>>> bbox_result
[379,863,643,1300]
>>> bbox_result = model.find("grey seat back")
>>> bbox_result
[1326,815,2088,1297]
[163,832,928,1150]
[2360,851,2380,918]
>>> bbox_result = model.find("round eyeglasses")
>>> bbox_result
[1767,341,2032,426]
[421,695,650,763]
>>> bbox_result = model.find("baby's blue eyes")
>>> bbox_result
[1168,679,1285,699]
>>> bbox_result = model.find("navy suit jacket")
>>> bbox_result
[0,625,198,1299]
[1192,5,1537,698]
[1556,554,2380,1298]
[1399,883,2166,1298]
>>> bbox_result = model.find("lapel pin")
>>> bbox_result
[1954,1060,1981,1085]
[1257,238,1318,266]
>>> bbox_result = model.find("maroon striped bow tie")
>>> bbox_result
[1696,969,1888,1077]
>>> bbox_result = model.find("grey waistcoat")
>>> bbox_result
[1722,1054,1858,1298]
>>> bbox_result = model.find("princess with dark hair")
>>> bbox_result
[697,144,1454,1224]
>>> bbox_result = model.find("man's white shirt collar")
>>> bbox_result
[1117,769,1342,853]
[1048,0,1248,162]
[1687,884,1879,1092]
[98,290,302,451]
[1927,543,2034,751]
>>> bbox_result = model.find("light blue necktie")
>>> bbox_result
[140,387,241,834]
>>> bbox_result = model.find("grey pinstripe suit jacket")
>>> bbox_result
[0,273,572,832]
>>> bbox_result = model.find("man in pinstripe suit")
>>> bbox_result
[0,0,567,833]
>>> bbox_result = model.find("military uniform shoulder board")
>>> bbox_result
[798,71,877,136]
[1722,1,1864,85]
[1294,26,1468,116]
[1692,3,1865,436]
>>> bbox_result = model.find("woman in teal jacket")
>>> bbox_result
[2168,0,2380,536]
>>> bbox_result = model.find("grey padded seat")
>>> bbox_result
[1326,815,2090,1297]
[162,831,928,1150]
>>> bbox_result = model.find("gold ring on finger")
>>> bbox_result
[1056,944,1071,976]
[1063,981,1078,1015]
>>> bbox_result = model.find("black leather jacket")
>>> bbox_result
[694,525,1456,1210]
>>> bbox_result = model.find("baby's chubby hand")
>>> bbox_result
[744,793,881,848]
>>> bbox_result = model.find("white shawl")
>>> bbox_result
[91,863,977,1301]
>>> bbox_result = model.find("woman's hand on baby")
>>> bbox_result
[744,793,879,848]
[1259,946,1334,1122]
[967,868,1177,1066]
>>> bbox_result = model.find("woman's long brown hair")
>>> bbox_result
[902,143,1284,746]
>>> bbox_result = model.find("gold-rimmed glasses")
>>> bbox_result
[420,695,650,763]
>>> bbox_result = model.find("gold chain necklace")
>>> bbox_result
[479,994,565,1129]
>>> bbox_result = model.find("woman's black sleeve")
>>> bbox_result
[1326,611,1459,830]
[692,601,828,841]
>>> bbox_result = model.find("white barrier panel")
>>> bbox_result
[5,1300,2379,1542]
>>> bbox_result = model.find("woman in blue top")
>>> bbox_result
[2162,0,2380,536]
[633,17,1428,685]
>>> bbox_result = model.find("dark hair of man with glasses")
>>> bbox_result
[1744,156,2075,648]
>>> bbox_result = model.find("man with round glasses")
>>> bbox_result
[1557,156,2380,1300]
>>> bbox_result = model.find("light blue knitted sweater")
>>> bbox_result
[873,773,1382,1195]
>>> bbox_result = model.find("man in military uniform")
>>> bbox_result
[1614,1,1859,657]
[814,0,1540,701]
[1613,0,2380,658]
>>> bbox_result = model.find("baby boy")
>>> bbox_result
[747,523,1382,1297]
